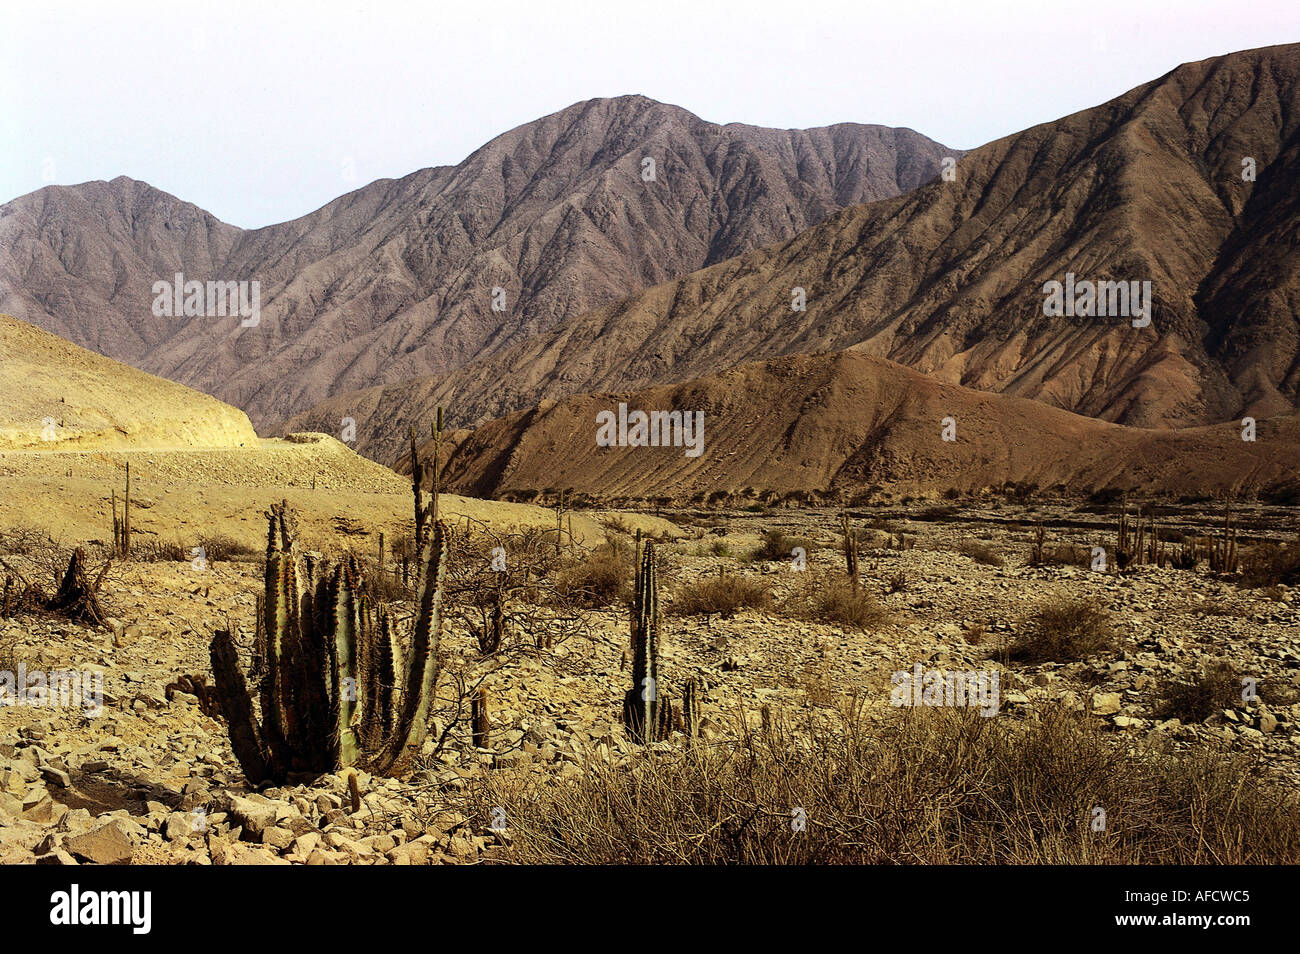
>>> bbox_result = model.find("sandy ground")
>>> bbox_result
[0,434,681,552]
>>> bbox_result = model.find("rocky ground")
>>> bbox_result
[1,500,1296,865]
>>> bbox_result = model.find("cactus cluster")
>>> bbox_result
[1208,510,1239,573]
[622,537,673,742]
[1116,499,1237,573]
[209,502,448,784]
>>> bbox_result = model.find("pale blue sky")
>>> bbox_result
[3,0,1296,228]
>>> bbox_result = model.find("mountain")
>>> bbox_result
[0,96,957,428]
[419,350,1300,501]
[0,314,258,450]
[289,43,1300,465]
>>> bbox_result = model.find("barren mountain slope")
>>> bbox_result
[294,43,1300,464]
[0,96,956,426]
[0,313,258,450]
[420,351,1300,500]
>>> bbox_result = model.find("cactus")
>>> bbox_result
[1172,540,1200,570]
[1210,509,1239,573]
[410,427,429,557]
[209,501,449,784]
[111,463,131,557]
[472,686,491,749]
[622,538,672,743]
[432,405,443,525]
[475,578,506,655]
[1146,516,1167,567]
[840,511,859,589]
[1030,521,1047,565]
[1116,498,1141,570]
[681,677,699,744]
[555,489,567,555]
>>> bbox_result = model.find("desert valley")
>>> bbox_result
[1,36,1298,876]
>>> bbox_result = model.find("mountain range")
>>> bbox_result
[285,42,1300,466]
[0,97,955,429]
[3,44,1298,495]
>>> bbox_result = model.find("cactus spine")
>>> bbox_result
[622,538,672,742]
[209,501,448,783]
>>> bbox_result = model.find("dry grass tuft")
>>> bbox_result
[1011,596,1115,663]
[474,704,1300,864]
[670,571,771,618]
[782,574,890,630]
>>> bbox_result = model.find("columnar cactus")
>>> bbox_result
[840,511,859,590]
[1210,509,1239,573]
[472,686,491,749]
[622,539,672,743]
[681,677,699,744]
[410,427,430,557]
[111,462,131,557]
[209,501,449,784]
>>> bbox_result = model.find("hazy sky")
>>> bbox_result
[3,0,1297,228]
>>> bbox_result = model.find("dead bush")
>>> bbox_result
[197,533,260,564]
[554,542,631,608]
[474,704,1300,864]
[783,574,889,631]
[1239,541,1300,589]
[957,539,1003,567]
[1158,661,1240,723]
[670,571,771,619]
[752,529,813,562]
[1011,597,1114,663]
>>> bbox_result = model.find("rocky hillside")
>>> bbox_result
[424,351,1300,500]
[0,97,955,427]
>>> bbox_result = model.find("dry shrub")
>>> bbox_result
[600,514,636,537]
[197,533,259,564]
[1239,541,1300,588]
[554,542,631,608]
[783,574,889,630]
[1190,600,1247,617]
[1011,596,1114,663]
[131,538,188,562]
[957,539,1003,567]
[752,529,813,562]
[1036,543,1089,567]
[1259,676,1300,707]
[475,704,1300,864]
[1158,661,1240,722]
[0,524,53,556]
[670,572,770,618]
[356,558,412,603]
